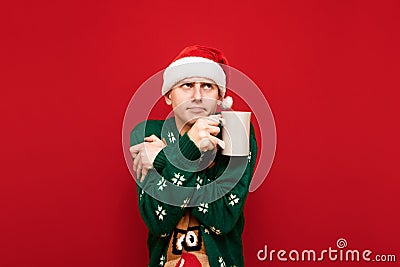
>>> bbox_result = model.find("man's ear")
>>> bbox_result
[164,93,172,105]
[217,95,223,106]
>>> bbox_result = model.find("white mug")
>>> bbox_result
[220,111,251,156]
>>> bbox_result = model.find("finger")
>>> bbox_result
[144,134,160,142]
[133,155,141,178]
[208,114,222,119]
[199,138,216,152]
[207,114,222,123]
[130,151,138,160]
[129,143,144,155]
[203,117,220,126]
[137,158,143,182]
[162,138,167,147]
[140,167,149,183]
[207,125,221,136]
[208,136,221,146]
[199,139,209,152]
[129,146,137,158]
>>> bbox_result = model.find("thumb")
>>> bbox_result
[144,134,160,142]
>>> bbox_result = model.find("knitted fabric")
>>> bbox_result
[130,117,258,267]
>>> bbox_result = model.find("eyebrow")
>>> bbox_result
[181,81,215,85]
[172,81,218,90]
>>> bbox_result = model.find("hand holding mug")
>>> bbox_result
[187,116,222,152]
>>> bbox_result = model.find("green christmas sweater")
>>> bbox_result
[130,117,258,267]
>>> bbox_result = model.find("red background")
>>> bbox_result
[1,1,399,266]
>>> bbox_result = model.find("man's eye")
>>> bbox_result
[203,83,213,89]
[182,83,193,88]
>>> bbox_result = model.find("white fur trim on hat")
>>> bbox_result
[162,56,226,96]
[221,96,233,110]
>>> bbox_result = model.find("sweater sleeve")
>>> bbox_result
[130,121,202,236]
[189,125,258,235]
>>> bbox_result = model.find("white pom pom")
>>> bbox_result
[221,96,233,110]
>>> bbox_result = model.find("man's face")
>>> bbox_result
[165,77,221,128]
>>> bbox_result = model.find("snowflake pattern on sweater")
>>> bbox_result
[155,205,167,221]
[157,177,167,191]
[130,118,258,267]
[172,172,186,186]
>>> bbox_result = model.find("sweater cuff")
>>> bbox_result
[153,149,167,172]
[153,133,201,173]
[179,133,201,160]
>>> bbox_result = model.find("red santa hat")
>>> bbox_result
[162,45,233,109]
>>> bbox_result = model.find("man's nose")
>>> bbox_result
[192,83,202,101]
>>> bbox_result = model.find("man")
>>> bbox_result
[130,45,257,267]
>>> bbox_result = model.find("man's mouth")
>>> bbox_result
[187,106,206,113]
